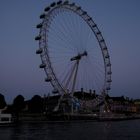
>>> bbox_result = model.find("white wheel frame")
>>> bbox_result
[35,1,112,96]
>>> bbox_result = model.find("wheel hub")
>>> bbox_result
[70,51,87,61]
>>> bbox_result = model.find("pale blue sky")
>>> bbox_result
[0,0,140,103]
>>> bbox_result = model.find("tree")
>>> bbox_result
[28,95,44,113]
[0,93,7,109]
[13,95,25,113]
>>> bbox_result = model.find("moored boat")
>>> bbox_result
[0,112,13,126]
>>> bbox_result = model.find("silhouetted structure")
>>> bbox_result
[28,95,44,113]
[0,93,7,109]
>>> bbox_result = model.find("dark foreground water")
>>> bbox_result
[0,120,140,140]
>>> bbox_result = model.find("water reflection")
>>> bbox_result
[0,120,140,140]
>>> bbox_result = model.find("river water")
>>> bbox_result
[0,120,140,140]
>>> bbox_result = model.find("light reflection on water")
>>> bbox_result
[0,120,140,140]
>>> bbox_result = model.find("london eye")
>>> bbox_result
[35,1,112,108]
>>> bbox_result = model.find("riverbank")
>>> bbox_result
[17,113,140,122]
[99,113,140,121]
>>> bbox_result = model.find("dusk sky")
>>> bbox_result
[0,0,140,103]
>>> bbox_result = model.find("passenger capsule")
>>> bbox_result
[35,35,41,41]
[44,7,50,12]
[87,17,92,21]
[106,87,111,90]
[76,6,81,10]
[36,23,42,29]
[105,55,110,58]
[107,63,111,67]
[107,79,112,83]
[107,71,112,75]
[103,47,107,50]
[45,77,52,82]
[70,3,75,7]
[36,48,43,54]
[40,14,45,19]
[82,11,87,15]
[96,31,101,35]
[100,39,104,42]
[57,1,62,5]
[92,24,97,28]
[39,63,46,68]
[50,2,56,7]
[63,1,69,5]
[52,89,59,94]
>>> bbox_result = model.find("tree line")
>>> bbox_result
[0,93,46,114]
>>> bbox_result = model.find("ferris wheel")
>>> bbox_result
[35,1,112,99]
